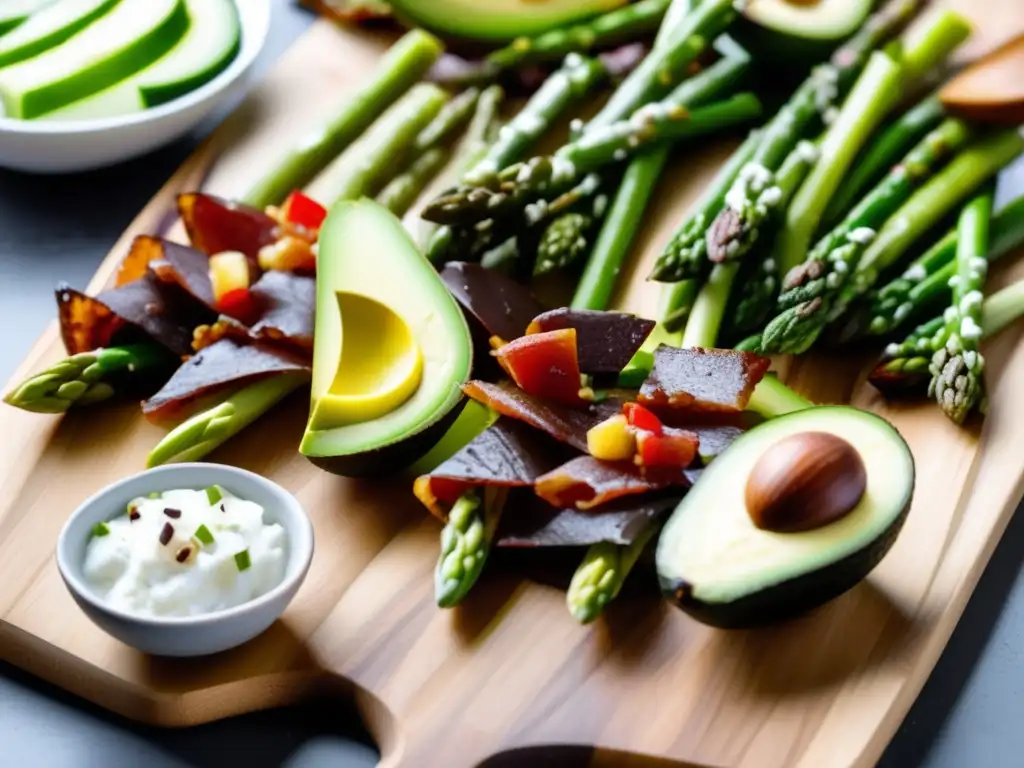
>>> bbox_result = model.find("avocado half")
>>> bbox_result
[656,406,914,629]
[387,0,628,43]
[737,0,873,65]
[299,200,473,477]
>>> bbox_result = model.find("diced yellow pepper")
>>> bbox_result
[586,414,636,461]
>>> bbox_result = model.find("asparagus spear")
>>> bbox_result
[927,191,992,423]
[567,523,659,624]
[534,211,595,275]
[243,29,443,208]
[146,374,308,467]
[425,93,763,228]
[463,53,609,185]
[658,278,700,332]
[834,129,1024,311]
[435,490,506,608]
[4,344,175,414]
[715,140,821,342]
[486,0,671,72]
[700,0,930,266]
[377,148,448,216]
[420,85,504,262]
[747,375,814,418]
[586,0,739,132]
[822,93,945,226]
[864,192,1024,336]
[305,83,449,208]
[649,128,763,282]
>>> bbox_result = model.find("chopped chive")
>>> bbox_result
[194,524,215,545]
[205,485,224,505]
[147,492,162,499]
[91,522,110,538]
[234,549,251,572]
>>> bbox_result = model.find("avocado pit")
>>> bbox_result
[744,430,867,533]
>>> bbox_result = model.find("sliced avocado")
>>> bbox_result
[46,0,240,120]
[0,0,188,119]
[657,406,914,629]
[737,0,873,64]
[0,0,58,38]
[300,200,473,477]
[387,0,627,42]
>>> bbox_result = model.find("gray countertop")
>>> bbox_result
[1,2,1022,765]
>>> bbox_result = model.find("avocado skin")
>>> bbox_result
[304,398,466,478]
[660,495,912,629]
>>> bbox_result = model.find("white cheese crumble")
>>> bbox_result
[846,227,876,245]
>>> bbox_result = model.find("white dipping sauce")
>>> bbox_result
[82,488,287,618]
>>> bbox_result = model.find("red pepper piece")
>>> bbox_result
[623,402,663,435]
[493,328,584,406]
[637,428,699,469]
[281,190,327,231]
[216,288,258,324]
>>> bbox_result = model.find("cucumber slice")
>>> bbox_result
[0,0,189,119]
[0,0,118,68]
[0,0,58,37]
[46,0,240,120]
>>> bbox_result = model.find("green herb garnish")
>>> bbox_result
[204,485,224,505]
[91,522,110,538]
[234,549,251,572]
[195,524,215,545]
[147,491,162,499]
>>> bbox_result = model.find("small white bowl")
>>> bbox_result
[0,0,270,173]
[56,462,314,657]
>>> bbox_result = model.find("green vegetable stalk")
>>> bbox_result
[485,0,671,72]
[305,83,449,208]
[243,29,443,208]
[928,191,992,423]
[435,490,504,608]
[146,374,308,467]
[4,343,175,414]
[567,523,658,624]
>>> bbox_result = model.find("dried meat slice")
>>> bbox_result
[96,273,216,357]
[56,285,130,355]
[526,308,655,375]
[691,425,743,463]
[179,193,279,263]
[463,379,619,452]
[146,238,218,309]
[440,261,546,343]
[142,338,310,423]
[413,419,572,519]
[638,345,770,414]
[534,455,691,510]
[249,271,315,350]
[496,491,681,548]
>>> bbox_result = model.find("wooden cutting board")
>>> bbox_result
[2,3,1023,766]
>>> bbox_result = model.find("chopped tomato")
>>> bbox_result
[623,402,662,435]
[216,288,257,323]
[636,428,698,469]
[280,191,327,231]
[493,328,584,406]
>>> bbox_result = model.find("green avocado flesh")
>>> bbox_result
[300,200,473,477]
[46,0,240,120]
[387,0,628,41]
[0,0,119,69]
[743,0,872,40]
[0,0,57,37]
[0,0,188,119]
[656,406,914,629]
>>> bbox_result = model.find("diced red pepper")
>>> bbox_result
[216,288,257,323]
[623,402,663,435]
[636,428,698,469]
[280,190,327,231]
[493,328,584,406]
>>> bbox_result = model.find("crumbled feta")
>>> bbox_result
[903,263,927,281]
[960,316,983,340]
[847,227,876,245]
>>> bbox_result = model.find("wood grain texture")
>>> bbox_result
[2,3,1024,767]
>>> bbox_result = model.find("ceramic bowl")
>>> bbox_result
[0,0,270,173]
[56,462,314,657]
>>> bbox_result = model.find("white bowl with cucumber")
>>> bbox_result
[0,0,270,173]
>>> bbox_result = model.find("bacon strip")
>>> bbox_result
[639,345,770,414]
[534,455,692,510]
[526,308,655,375]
